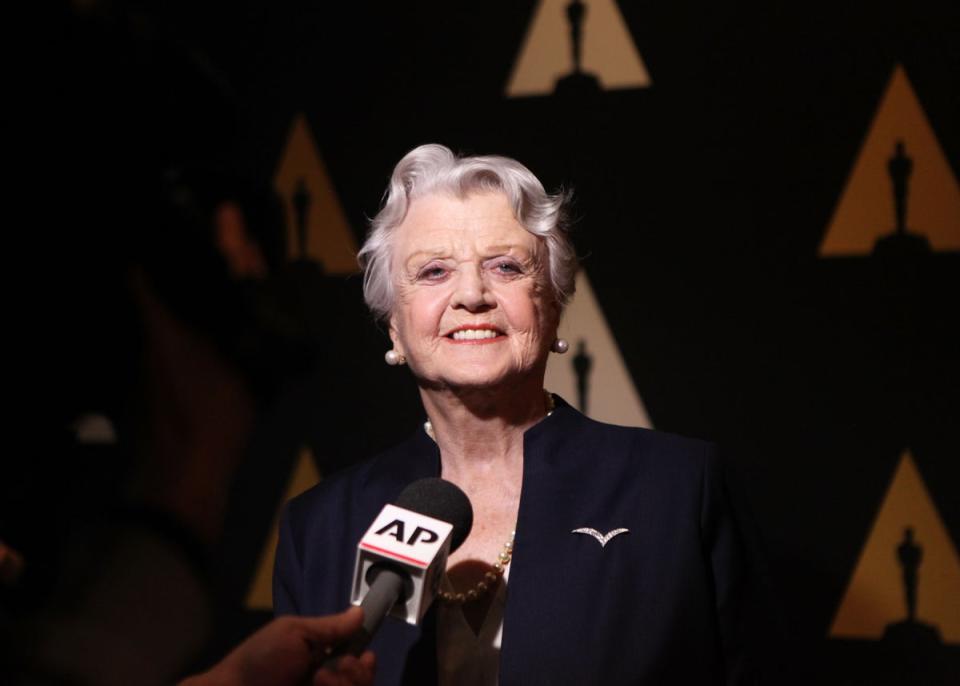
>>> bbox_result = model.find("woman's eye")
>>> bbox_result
[418,265,448,281]
[493,261,522,275]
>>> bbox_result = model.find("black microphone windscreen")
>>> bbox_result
[395,478,473,552]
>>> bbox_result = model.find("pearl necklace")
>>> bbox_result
[437,530,515,604]
[423,390,555,440]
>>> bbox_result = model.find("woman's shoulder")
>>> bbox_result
[543,397,717,480]
[284,427,437,526]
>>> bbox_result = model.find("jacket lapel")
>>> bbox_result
[499,400,602,685]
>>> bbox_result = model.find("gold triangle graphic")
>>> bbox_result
[506,0,652,97]
[820,65,960,256]
[244,446,322,610]
[544,270,652,428]
[829,450,960,643]
[274,114,360,273]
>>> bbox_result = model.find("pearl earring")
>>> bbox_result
[551,338,569,354]
[385,349,406,366]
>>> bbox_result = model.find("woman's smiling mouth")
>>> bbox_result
[446,326,506,342]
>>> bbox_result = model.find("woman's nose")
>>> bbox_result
[451,266,494,311]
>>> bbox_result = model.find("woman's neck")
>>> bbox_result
[420,377,549,479]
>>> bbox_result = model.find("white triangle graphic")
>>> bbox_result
[820,65,960,256]
[829,451,960,643]
[506,0,652,97]
[245,447,322,610]
[274,114,360,273]
[545,270,652,428]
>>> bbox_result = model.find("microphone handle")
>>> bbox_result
[320,568,406,670]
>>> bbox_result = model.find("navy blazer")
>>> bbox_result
[274,397,754,685]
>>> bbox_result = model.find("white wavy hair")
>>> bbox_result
[358,143,577,322]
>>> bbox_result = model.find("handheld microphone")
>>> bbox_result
[326,478,473,663]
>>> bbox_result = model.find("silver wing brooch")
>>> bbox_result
[571,527,629,548]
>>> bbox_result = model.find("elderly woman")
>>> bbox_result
[274,145,753,685]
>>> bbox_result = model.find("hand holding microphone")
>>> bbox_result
[180,608,374,686]
[324,478,473,667]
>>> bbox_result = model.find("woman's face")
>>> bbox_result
[389,191,558,391]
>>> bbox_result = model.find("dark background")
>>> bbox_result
[27,1,960,683]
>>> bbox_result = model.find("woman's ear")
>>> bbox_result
[388,315,403,355]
